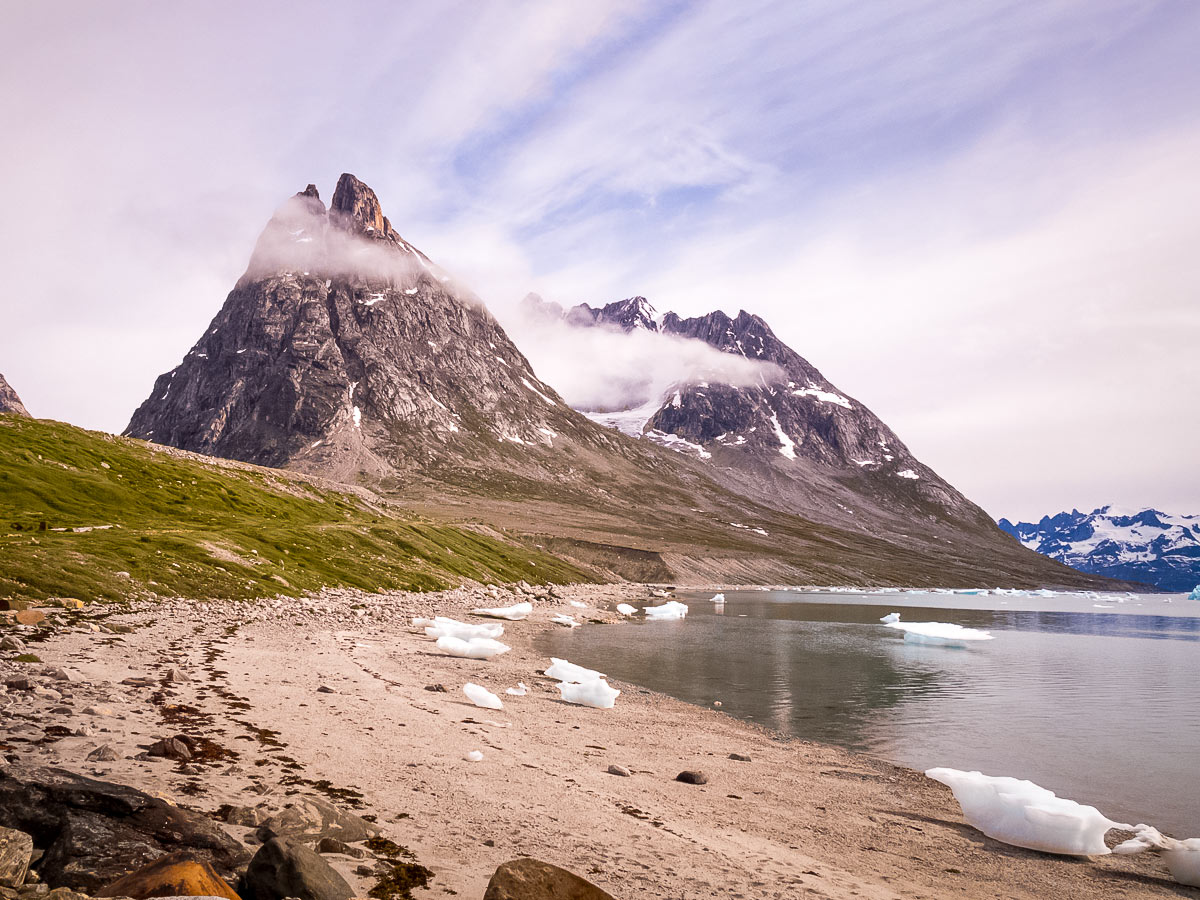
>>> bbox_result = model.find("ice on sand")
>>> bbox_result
[551,614,580,628]
[436,635,511,659]
[644,600,689,620]
[557,678,620,709]
[463,682,503,710]
[505,682,528,696]
[616,603,637,616]
[545,656,620,709]
[569,600,588,608]
[465,750,484,762]
[926,768,1131,856]
[417,616,504,640]
[881,612,992,646]
[472,601,533,620]
[1114,825,1200,887]
[545,657,605,682]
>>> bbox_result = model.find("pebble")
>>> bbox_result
[729,753,751,762]
[675,770,709,785]
[607,764,632,777]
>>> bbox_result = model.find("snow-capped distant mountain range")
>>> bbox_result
[998,507,1200,591]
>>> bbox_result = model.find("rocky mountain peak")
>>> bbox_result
[330,173,386,234]
[0,371,30,416]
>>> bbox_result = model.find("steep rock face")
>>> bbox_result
[564,296,660,332]
[999,507,1199,590]
[0,372,30,417]
[127,176,624,486]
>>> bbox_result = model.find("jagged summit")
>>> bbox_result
[0,371,30,417]
[555,296,660,332]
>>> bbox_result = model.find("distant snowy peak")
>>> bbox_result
[0,371,30,417]
[998,507,1200,591]
[539,295,661,333]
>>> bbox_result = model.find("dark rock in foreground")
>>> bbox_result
[0,765,249,892]
[483,858,614,900]
[241,837,353,900]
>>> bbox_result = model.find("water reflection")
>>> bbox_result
[536,590,1200,834]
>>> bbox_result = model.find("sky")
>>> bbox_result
[0,0,1197,520]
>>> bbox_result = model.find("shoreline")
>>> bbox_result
[2,583,1189,898]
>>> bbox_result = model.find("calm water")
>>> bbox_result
[536,589,1200,835]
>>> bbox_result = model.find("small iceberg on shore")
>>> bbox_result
[436,635,511,659]
[463,682,503,710]
[544,656,619,708]
[545,657,605,682]
[415,616,504,640]
[551,613,580,628]
[616,603,637,616]
[472,601,533,620]
[1189,584,1200,602]
[644,600,688,620]
[926,768,1131,856]
[881,612,992,647]
[1115,825,1200,887]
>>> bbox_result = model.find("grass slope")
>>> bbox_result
[0,415,591,603]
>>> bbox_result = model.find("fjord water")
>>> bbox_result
[537,590,1200,835]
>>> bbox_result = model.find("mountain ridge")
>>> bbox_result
[0,371,30,417]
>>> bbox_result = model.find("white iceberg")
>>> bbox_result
[644,600,689,620]
[557,678,620,709]
[568,600,587,608]
[472,601,533,620]
[505,682,528,696]
[436,635,511,659]
[1114,825,1200,887]
[709,593,725,602]
[463,682,503,710]
[881,612,992,647]
[616,603,637,616]
[421,616,504,640]
[926,768,1131,856]
[544,657,605,682]
[1188,584,1200,602]
[551,613,580,628]
[465,750,484,762]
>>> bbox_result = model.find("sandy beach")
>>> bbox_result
[2,585,1191,899]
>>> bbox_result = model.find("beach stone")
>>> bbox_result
[86,746,120,762]
[0,826,34,888]
[0,637,26,653]
[422,684,447,693]
[242,838,353,900]
[95,851,241,900]
[729,753,751,762]
[675,771,708,785]
[41,668,71,682]
[148,738,192,762]
[314,839,364,859]
[606,765,631,777]
[0,765,249,892]
[315,686,334,694]
[222,807,268,828]
[163,668,189,684]
[255,797,376,844]
[14,611,45,627]
[482,858,613,900]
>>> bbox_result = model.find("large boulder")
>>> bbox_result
[95,851,241,900]
[482,858,614,900]
[241,838,353,900]
[0,765,249,892]
[0,825,34,888]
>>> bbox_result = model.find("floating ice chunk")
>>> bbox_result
[422,616,504,640]
[709,593,725,603]
[463,682,503,710]
[1114,824,1200,886]
[465,750,483,762]
[472,601,533,620]
[557,678,620,709]
[1189,584,1200,602]
[644,600,689,620]
[616,603,637,616]
[544,657,605,682]
[926,768,1131,856]
[551,614,580,628]
[436,636,511,659]
[881,613,992,647]
[505,682,528,696]
[569,600,587,608]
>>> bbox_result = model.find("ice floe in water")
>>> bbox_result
[1189,584,1200,602]
[881,612,992,647]
[644,600,689,620]
[1115,825,1200,887]
[436,635,511,659]
[472,601,533,620]
[709,593,725,603]
[926,768,1131,856]
[551,613,580,628]
[463,683,503,710]
[616,603,637,616]
[415,616,504,640]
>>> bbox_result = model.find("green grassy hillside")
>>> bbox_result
[0,415,591,603]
